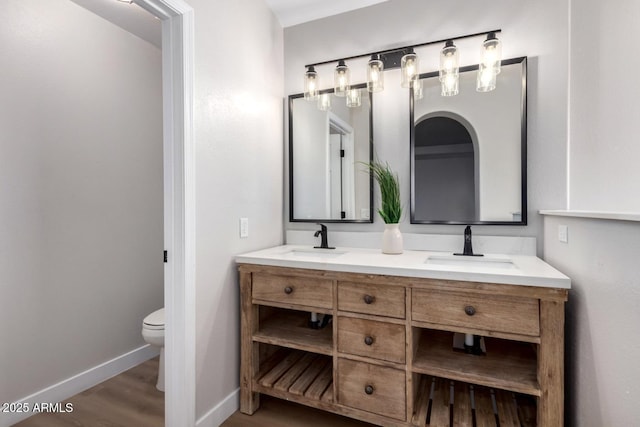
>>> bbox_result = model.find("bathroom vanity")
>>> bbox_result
[236,246,569,426]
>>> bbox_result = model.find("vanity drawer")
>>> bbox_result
[338,281,405,319]
[412,289,540,337]
[252,273,333,310]
[337,317,405,363]
[337,359,406,421]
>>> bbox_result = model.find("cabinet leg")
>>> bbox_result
[240,388,260,415]
[240,271,260,414]
[538,300,565,426]
[240,341,260,414]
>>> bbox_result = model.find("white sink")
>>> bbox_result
[287,248,347,258]
[425,254,516,269]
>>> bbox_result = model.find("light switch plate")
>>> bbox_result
[558,224,568,243]
[240,218,249,238]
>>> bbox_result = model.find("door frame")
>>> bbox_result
[134,1,195,425]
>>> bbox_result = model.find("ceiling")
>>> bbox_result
[69,0,162,47]
[264,0,389,27]
[70,0,389,48]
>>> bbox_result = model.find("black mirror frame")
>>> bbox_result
[409,56,528,225]
[288,83,374,223]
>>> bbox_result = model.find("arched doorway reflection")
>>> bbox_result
[414,112,479,222]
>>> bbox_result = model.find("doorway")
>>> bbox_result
[0,1,194,425]
[414,113,480,222]
[134,1,196,425]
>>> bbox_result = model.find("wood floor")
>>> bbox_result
[14,358,164,427]
[221,395,376,427]
[14,357,374,427]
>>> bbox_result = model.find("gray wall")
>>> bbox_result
[540,0,640,424]
[284,0,569,252]
[188,0,284,420]
[0,0,163,404]
[569,0,640,211]
[543,215,640,425]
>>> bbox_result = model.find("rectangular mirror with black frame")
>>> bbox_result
[289,84,373,223]
[410,57,527,225]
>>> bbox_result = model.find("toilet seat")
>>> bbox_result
[143,308,165,330]
[141,307,165,392]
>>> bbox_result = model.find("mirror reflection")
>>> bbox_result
[410,57,527,224]
[289,85,372,222]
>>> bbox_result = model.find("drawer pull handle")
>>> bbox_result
[284,286,293,294]
[364,336,374,346]
[364,385,375,395]
[464,305,476,316]
[363,294,375,304]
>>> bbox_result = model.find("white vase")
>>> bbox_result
[381,223,403,254]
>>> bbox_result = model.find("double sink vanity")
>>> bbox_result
[247,50,564,426]
[236,245,570,426]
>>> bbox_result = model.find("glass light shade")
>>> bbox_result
[476,64,497,92]
[334,60,350,97]
[401,49,419,88]
[412,79,423,100]
[439,41,459,81]
[441,73,459,96]
[481,33,502,74]
[367,55,384,93]
[346,88,361,108]
[317,93,331,111]
[304,66,319,100]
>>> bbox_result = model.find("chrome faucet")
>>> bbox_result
[313,223,334,249]
[454,225,483,257]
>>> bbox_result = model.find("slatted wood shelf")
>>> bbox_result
[411,375,536,427]
[255,348,334,404]
[253,309,333,356]
[412,329,540,396]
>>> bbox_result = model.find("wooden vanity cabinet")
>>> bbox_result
[239,264,568,426]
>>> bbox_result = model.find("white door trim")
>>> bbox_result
[134,1,195,426]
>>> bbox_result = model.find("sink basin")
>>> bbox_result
[287,248,347,258]
[425,254,516,269]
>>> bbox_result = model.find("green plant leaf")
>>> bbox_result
[362,160,402,224]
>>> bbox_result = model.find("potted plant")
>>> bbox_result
[366,161,403,254]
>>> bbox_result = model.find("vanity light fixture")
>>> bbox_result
[304,66,319,100]
[477,64,498,92]
[317,93,331,111]
[477,32,502,92]
[412,79,424,100]
[400,48,419,88]
[302,29,502,107]
[480,32,502,74]
[367,54,384,93]
[346,88,362,107]
[334,60,350,97]
[439,40,460,96]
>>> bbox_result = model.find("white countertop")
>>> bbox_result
[236,245,571,289]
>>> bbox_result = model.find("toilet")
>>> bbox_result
[141,308,165,392]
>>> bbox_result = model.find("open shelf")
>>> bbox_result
[412,329,540,396]
[253,308,333,356]
[411,375,536,427]
[255,347,333,404]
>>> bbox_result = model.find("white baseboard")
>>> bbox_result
[196,388,240,427]
[1,345,159,427]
